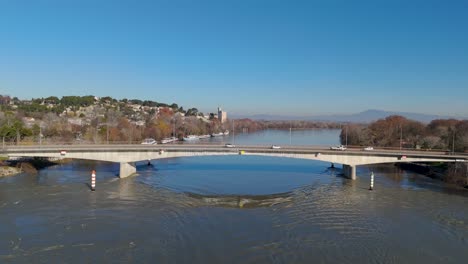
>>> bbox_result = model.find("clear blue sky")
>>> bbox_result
[1,0,467,117]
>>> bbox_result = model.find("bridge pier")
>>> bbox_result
[119,162,136,178]
[343,164,356,180]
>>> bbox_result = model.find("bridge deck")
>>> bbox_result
[3,144,466,179]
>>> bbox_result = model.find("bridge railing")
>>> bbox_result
[2,141,468,157]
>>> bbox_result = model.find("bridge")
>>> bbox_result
[2,144,466,179]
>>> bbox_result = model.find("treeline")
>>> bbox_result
[226,119,341,134]
[340,115,468,152]
[0,94,204,117]
[260,120,341,130]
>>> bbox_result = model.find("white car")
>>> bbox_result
[225,143,236,148]
[271,145,281,149]
[141,138,157,145]
[364,146,374,151]
[330,145,347,151]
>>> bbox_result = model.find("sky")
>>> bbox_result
[1,0,467,117]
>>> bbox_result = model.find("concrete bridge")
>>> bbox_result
[3,144,466,179]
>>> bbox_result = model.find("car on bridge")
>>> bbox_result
[330,145,347,151]
[225,143,236,148]
[141,138,157,145]
[271,145,281,149]
[363,146,374,151]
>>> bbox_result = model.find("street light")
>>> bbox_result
[345,125,348,147]
[452,130,456,154]
[232,119,235,145]
[106,122,109,144]
[39,125,42,146]
[289,121,292,146]
[400,125,402,150]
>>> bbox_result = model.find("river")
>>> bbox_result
[1,129,467,263]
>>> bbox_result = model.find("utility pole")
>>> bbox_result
[452,130,455,154]
[345,125,348,147]
[39,126,42,146]
[106,122,109,144]
[465,162,468,187]
[400,125,403,150]
[289,121,292,146]
[173,117,176,138]
[16,128,19,146]
[232,119,235,145]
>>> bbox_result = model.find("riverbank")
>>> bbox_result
[398,162,468,188]
[0,164,22,177]
[0,158,72,176]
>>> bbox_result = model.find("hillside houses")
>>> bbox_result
[0,94,229,144]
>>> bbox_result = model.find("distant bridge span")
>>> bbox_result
[2,144,466,179]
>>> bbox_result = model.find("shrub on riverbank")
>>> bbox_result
[0,165,21,177]
[445,163,468,187]
[398,162,468,188]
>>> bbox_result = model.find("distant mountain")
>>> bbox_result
[232,109,461,123]
[306,109,455,123]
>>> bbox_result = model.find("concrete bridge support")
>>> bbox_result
[343,164,356,180]
[120,162,136,178]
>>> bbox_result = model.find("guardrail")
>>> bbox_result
[2,142,468,156]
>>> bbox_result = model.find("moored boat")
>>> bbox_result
[211,132,224,137]
[183,135,199,141]
[161,137,178,144]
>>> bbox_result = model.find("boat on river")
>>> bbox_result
[183,135,199,141]
[161,137,178,144]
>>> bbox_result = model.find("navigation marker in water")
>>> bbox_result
[91,170,96,191]
[369,171,374,191]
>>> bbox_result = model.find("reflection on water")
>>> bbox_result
[1,156,468,262]
[186,192,294,209]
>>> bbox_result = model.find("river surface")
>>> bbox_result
[1,129,468,263]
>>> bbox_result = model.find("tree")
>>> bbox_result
[44,96,60,105]
[142,100,158,107]
[0,119,32,144]
[170,103,178,110]
[104,108,122,143]
[339,124,369,146]
[129,99,143,105]
[367,115,422,148]
[100,96,114,104]
[454,121,468,152]
[186,108,199,116]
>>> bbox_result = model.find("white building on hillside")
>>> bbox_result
[217,107,227,123]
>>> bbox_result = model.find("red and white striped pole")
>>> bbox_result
[369,171,374,191]
[91,170,96,191]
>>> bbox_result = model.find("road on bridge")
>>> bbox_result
[2,143,467,160]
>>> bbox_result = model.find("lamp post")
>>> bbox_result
[452,130,456,154]
[232,119,235,145]
[172,117,176,138]
[345,125,348,147]
[400,125,403,150]
[106,122,109,144]
[289,121,292,146]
